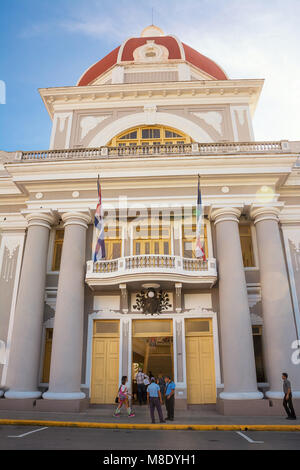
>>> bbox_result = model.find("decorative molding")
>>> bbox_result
[192,111,223,135]
[79,115,108,140]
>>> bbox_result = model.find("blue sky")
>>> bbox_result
[1,0,299,151]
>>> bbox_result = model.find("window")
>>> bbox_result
[108,125,192,147]
[133,226,171,256]
[239,224,255,267]
[165,130,182,138]
[52,229,64,271]
[182,224,208,259]
[104,227,122,259]
[120,131,137,140]
[142,128,160,139]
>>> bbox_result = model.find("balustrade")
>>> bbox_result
[19,141,287,162]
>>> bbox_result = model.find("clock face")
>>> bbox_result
[148,290,155,298]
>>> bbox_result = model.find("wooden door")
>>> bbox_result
[91,335,119,404]
[42,328,53,383]
[185,320,216,404]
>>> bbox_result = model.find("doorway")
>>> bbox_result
[132,319,174,387]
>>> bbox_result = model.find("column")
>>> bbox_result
[43,211,91,400]
[5,212,56,399]
[211,207,263,400]
[251,206,300,398]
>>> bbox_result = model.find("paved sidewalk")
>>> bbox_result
[0,404,299,426]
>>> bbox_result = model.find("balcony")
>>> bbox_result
[85,255,217,289]
[4,140,292,163]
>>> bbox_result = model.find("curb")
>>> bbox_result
[0,419,300,432]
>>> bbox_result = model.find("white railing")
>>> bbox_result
[87,255,217,277]
[18,140,290,162]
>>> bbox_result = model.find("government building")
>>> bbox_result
[0,25,299,415]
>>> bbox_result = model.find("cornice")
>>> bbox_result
[39,78,264,119]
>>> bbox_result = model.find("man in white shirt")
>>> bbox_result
[135,368,145,405]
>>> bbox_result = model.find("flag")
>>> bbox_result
[93,175,106,261]
[195,175,206,260]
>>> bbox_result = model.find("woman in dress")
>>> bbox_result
[113,376,135,417]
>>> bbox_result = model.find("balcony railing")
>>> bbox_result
[86,255,216,277]
[15,140,291,162]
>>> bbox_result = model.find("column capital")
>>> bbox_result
[210,206,242,225]
[22,210,57,230]
[250,205,283,224]
[60,210,92,229]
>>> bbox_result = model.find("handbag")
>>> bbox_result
[115,385,121,404]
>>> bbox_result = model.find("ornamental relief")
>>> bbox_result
[133,41,169,63]
[192,111,224,136]
[77,114,112,147]
[1,243,19,283]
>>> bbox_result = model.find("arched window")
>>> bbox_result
[108,125,192,147]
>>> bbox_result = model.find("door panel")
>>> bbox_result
[91,337,119,404]
[186,333,216,404]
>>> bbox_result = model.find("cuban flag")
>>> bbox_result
[93,175,106,261]
[195,175,206,260]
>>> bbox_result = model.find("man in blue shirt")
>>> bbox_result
[164,376,176,421]
[147,377,166,424]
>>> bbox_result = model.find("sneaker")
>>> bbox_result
[129,413,135,417]
[113,413,120,417]
[160,420,166,423]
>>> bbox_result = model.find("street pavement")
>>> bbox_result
[0,403,299,425]
[0,404,300,451]
[0,425,300,450]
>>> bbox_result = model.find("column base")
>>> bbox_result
[217,397,300,416]
[42,391,86,400]
[36,397,89,412]
[4,390,42,399]
[0,398,39,411]
[219,391,264,400]
[266,391,300,399]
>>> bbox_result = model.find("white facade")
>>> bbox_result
[0,26,300,413]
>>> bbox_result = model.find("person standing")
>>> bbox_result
[282,372,297,420]
[147,377,166,423]
[164,376,176,421]
[158,373,165,401]
[135,368,145,405]
[113,376,135,417]
[143,373,150,403]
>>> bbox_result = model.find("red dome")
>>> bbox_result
[77,32,227,86]
[77,46,120,87]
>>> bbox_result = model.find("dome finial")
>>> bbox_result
[141,25,165,37]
